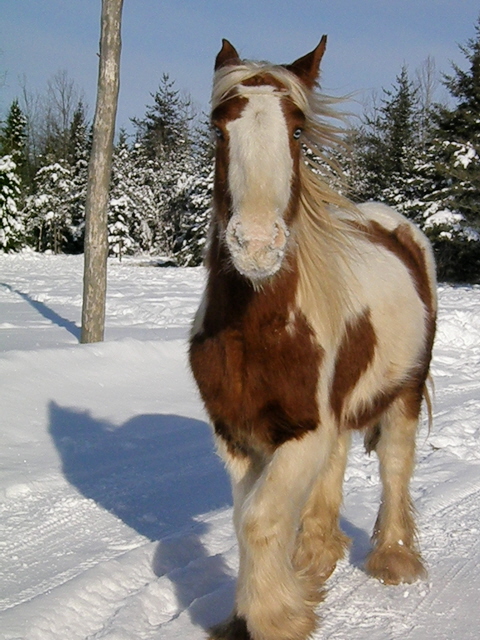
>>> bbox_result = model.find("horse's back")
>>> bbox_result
[355,201,437,301]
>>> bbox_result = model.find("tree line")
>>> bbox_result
[1,19,480,281]
[0,72,212,265]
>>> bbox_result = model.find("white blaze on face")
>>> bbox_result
[225,86,293,281]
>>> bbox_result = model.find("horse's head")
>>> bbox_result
[211,38,327,283]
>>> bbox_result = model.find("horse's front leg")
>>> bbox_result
[216,428,335,640]
[293,430,351,584]
[209,438,263,640]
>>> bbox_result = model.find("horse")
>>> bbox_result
[189,37,437,640]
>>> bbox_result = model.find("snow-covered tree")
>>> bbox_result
[66,102,90,251]
[131,77,211,262]
[108,135,150,257]
[349,66,423,212]
[108,133,159,256]
[131,74,195,163]
[0,155,24,251]
[166,122,213,265]
[0,100,28,172]
[108,194,136,259]
[24,160,74,253]
[434,17,480,227]
[416,17,480,282]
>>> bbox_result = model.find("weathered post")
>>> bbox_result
[81,0,124,343]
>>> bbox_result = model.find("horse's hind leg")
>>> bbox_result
[293,430,351,585]
[365,388,427,585]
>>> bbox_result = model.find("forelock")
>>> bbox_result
[211,63,310,113]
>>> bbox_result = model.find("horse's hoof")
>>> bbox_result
[365,543,427,585]
[208,613,251,640]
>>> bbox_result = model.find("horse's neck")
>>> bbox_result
[293,208,354,347]
[203,239,296,331]
[204,210,355,346]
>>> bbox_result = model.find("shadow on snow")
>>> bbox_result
[1,282,80,339]
[49,401,234,630]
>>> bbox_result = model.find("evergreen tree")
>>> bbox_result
[0,155,25,251]
[0,100,28,200]
[419,17,480,282]
[66,101,91,251]
[167,119,213,265]
[108,193,136,259]
[0,100,28,170]
[350,66,423,214]
[108,132,157,257]
[24,160,74,253]
[434,17,480,227]
[131,74,194,163]
[131,76,211,261]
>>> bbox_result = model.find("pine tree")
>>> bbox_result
[24,160,74,253]
[434,17,480,227]
[421,17,480,282]
[349,66,423,214]
[0,100,28,205]
[108,132,157,257]
[66,101,91,251]
[0,100,28,171]
[0,155,25,251]
[131,74,194,163]
[168,119,213,265]
[131,76,211,261]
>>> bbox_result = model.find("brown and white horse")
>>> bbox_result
[189,37,437,640]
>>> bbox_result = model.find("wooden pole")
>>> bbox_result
[81,0,124,343]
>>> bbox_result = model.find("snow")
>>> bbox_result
[424,208,480,243]
[424,209,465,228]
[1,252,480,640]
[452,141,478,169]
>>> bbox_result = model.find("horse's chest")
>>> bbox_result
[189,308,323,453]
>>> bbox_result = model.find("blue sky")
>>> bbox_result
[1,1,479,131]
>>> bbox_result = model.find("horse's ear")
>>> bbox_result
[286,36,327,88]
[215,39,241,71]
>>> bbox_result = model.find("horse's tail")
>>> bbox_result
[423,373,435,434]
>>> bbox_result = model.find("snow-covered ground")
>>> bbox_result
[1,252,479,640]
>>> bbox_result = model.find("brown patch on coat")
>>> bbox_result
[189,237,323,455]
[331,300,431,432]
[330,309,377,425]
[211,95,248,225]
[363,379,428,450]
[375,222,438,411]
[241,73,287,90]
[340,356,434,434]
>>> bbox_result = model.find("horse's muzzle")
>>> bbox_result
[225,215,289,281]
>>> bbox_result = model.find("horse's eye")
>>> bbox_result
[293,128,303,140]
[213,126,224,140]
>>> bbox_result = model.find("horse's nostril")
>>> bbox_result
[270,220,288,250]
[230,217,247,248]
